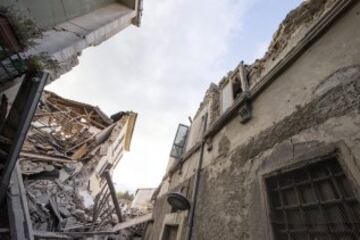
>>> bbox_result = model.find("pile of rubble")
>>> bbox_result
[12,90,145,239]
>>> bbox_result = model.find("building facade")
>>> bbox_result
[0,0,143,81]
[146,1,360,239]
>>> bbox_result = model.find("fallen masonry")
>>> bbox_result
[1,90,153,239]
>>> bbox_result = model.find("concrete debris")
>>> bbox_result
[11,90,141,239]
[77,190,95,209]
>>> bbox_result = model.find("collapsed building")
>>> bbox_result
[0,0,144,215]
[145,1,360,239]
[0,90,142,239]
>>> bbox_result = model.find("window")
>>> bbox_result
[266,157,360,240]
[170,124,189,160]
[232,76,242,99]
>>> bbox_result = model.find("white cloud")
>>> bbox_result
[46,0,252,192]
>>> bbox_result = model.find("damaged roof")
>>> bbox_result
[217,0,339,89]
[15,90,139,236]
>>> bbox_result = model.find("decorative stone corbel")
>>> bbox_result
[238,61,252,124]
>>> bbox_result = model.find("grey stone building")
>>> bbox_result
[145,1,360,239]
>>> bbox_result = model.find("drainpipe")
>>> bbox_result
[185,112,208,240]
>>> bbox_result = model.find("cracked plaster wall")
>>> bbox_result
[0,1,137,82]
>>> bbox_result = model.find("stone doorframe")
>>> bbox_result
[252,140,360,240]
[159,211,187,240]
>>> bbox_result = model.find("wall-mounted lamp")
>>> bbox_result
[166,192,191,211]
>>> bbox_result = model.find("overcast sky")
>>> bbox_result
[46,0,303,193]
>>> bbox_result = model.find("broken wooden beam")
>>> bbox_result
[112,213,153,232]
[19,152,73,163]
[33,230,117,239]
[33,231,72,239]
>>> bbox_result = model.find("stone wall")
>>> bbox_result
[147,1,360,240]
[193,71,360,239]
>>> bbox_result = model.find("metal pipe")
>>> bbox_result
[185,112,208,240]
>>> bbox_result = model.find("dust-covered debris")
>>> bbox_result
[16,90,145,239]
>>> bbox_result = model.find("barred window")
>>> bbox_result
[266,157,360,240]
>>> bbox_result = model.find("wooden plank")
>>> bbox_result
[19,152,73,163]
[34,230,117,239]
[112,213,153,232]
[16,164,34,240]
[33,231,72,239]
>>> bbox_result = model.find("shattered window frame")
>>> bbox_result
[170,124,189,160]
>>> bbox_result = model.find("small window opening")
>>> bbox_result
[170,124,189,160]
[232,77,242,99]
[266,157,360,240]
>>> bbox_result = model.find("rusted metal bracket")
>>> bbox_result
[238,94,252,124]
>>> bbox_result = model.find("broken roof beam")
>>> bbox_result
[33,231,72,239]
[112,213,153,232]
[44,91,113,127]
[19,152,73,164]
[34,230,117,239]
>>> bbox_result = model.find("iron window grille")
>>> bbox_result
[265,157,360,240]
